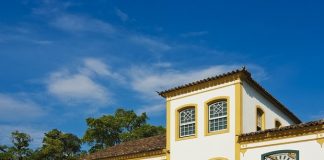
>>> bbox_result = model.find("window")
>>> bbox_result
[208,100,228,132]
[179,107,196,138]
[275,120,282,128]
[262,150,299,160]
[256,107,265,131]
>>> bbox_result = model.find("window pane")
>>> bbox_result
[208,100,227,132]
[179,108,195,137]
[180,108,195,124]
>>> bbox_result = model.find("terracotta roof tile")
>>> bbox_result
[157,67,248,97]
[240,119,324,138]
[87,135,166,159]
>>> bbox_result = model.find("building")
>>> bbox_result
[87,67,324,160]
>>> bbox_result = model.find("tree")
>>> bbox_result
[10,131,33,160]
[37,129,82,160]
[83,108,165,152]
[0,131,33,160]
[0,145,12,160]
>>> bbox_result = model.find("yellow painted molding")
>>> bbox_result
[317,138,324,148]
[204,96,230,136]
[317,133,324,148]
[240,148,247,156]
[166,100,171,160]
[235,82,243,160]
[175,104,198,141]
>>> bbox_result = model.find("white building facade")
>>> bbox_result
[158,67,324,160]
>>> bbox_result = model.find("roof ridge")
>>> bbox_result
[157,66,249,96]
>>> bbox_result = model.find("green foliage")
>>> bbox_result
[0,145,13,160]
[36,129,82,160]
[0,131,33,160]
[83,108,165,152]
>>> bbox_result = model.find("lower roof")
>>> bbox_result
[86,135,166,160]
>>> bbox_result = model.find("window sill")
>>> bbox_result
[205,128,229,136]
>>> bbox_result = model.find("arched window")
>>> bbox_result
[275,119,282,128]
[176,105,197,140]
[205,97,229,136]
[179,108,195,137]
[262,150,299,160]
[256,107,265,131]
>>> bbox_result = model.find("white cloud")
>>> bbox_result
[180,31,209,37]
[0,124,45,149]
[46,58,118,105]
[47,72,109,104]
[115,8,129,22]
[0,94,46,122]
[82,58,123,81]
[129,35,172,53]
[51,13,116,34]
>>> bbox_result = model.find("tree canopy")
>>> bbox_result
[0,108,165,159]
[34,129,82,160]
[0,131,33,160]
[83,108,165,152]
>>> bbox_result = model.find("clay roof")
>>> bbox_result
[86,135,166,159]
[158,67,301,124]
[239,119,324,140]
[157,67,248,97]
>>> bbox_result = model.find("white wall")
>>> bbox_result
[168,81,238,160]
[242,81,295,133]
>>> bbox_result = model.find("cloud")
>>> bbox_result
[0,94,46,122]
[180,31,208,38]
[82,58,123,81]
[50,13,116,34]
[129,35,172,53]
[0,124,45,149]
[115,8,129,22]
[46,58,117,105]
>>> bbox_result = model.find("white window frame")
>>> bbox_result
[179,108,195,137]
[208,100,227,132]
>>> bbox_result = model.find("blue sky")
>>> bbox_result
[1,0,324,148]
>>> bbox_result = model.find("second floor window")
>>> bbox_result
[275,120,282,128]
[208,100,227,132]
[257,108,265,131]
[179,108,195,137]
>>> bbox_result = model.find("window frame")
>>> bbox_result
[275,119,282,129]
[261,150,299,160]
[175,104,198,141]
[204,96,230,136]
[256,106,265,131]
